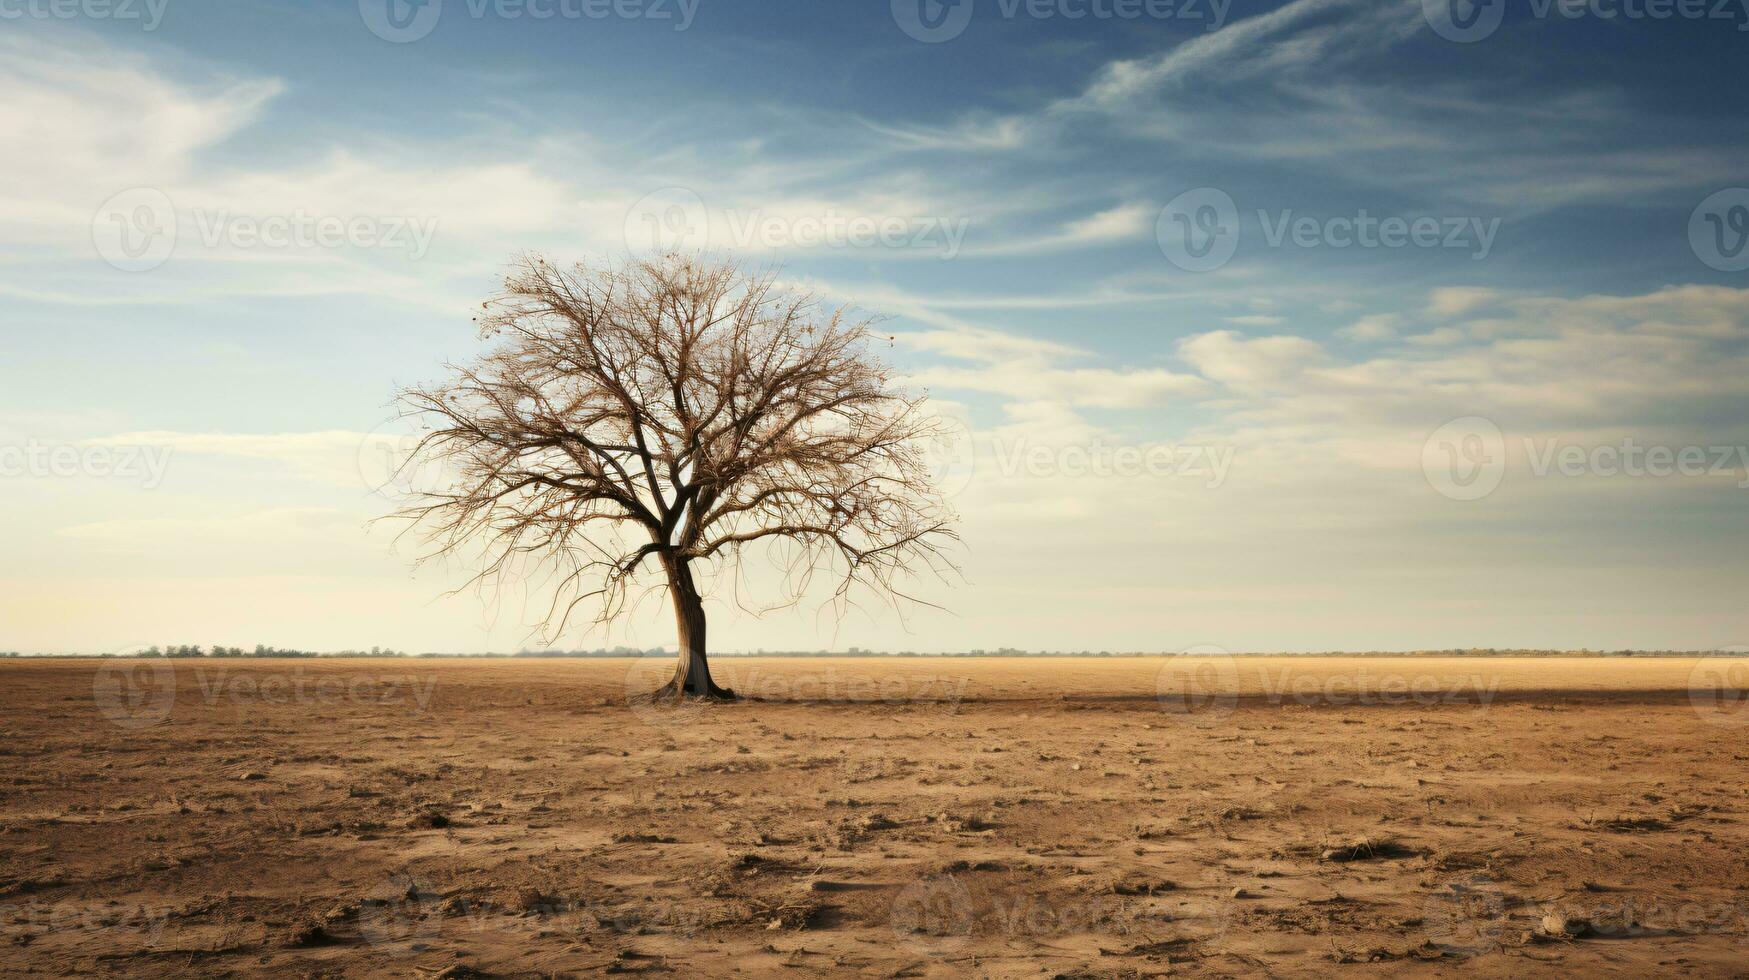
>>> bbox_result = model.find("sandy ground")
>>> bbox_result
[4,655,1749,977]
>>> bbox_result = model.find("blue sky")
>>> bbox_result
[2,0,1747,653]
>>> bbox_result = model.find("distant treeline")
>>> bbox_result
[2,646,1743,659]
[124,645,405,658]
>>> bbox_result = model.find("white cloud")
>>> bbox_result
[1200,285,1749,439]
[1405,326,1467,347]
[1016,0,1735,211]
[1426,287,1502,318]
[970,201,1156,256]
[912,363,1206,410]
[1178,330,1328,389]
[1338,313,1400,341]
[1068,0,1387,107]
[0,32,586,313]
[897,324,1081,364]
[58,507,356,551]
[0,33,282,248]
[860,115,1029,152]
[900,325,1205,410]
[89,430,376,487]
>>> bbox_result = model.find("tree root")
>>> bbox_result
[630,679,740,705]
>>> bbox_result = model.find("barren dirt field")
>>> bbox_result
[4,656,1749,978]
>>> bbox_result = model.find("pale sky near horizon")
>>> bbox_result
[2,0,1747,654]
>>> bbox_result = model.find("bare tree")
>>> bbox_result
[392,253,959,700]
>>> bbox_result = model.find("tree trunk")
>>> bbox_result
[650,554,735,701]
